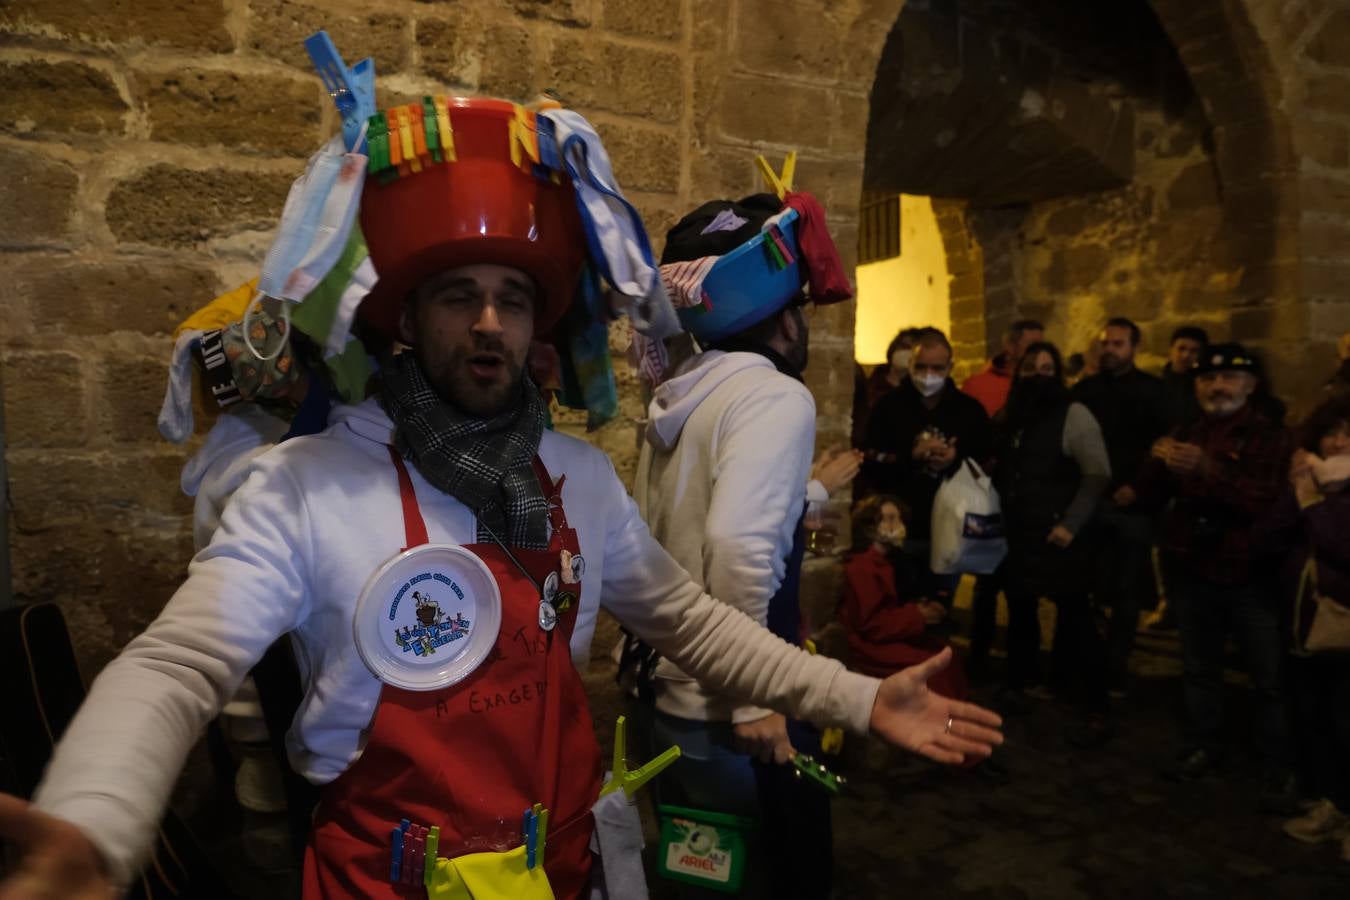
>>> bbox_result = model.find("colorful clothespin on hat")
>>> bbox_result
[600,715,682,799]
[754,150,797,201]
[304,31,376,153]
[368,112,393,180]
[433,95,456,162]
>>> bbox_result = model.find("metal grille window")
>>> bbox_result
[858,191,901,265]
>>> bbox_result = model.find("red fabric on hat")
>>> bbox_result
[783,191,854,305]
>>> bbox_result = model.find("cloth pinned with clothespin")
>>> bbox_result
[304,31,376,153]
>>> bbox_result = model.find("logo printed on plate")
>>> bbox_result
[386,574,473,660]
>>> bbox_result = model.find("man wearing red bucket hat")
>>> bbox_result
[0,60,1001,900]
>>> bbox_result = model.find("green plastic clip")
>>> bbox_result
[601,715,681,798]
[367,112,391,175]
[422,96,442,164]
[789,752,845,795]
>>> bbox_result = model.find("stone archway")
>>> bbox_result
[855,0,1302,389]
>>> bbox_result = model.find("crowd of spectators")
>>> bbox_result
[845,318,1350,862]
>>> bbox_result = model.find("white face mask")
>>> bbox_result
[914,372,946,397]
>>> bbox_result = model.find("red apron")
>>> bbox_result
[302,449,603,899]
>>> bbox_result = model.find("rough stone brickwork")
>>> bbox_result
[2,0,1349,676]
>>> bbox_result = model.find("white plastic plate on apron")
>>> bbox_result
[353,543,502,691]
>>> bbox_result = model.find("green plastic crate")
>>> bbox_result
[656,804,757,894]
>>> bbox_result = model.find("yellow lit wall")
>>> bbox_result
[854,194,951,365]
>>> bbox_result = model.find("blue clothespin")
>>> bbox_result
[303,31,377,153]
[523,806,539,869]
[390,825,405,882]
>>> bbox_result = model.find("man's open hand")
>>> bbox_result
[869,648,1003,764]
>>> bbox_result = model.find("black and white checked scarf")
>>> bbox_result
[379,352,550,550]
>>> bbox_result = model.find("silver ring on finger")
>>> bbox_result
[945,716,954,734]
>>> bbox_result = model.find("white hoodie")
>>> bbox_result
[634,351,818,724]
[33,396,878,886]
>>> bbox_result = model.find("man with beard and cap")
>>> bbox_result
[1071,317,1170,696]
[620,187,851,900]
[0,81,1003,899]
[1116,343,1296,809]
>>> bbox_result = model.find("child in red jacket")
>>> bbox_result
[841,495,968,698]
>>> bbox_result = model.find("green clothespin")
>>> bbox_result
[601,715,681,798]
[422,96,442,163]
[367,112,391,175]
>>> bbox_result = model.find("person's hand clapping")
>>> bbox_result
[812,449,864,495]
[1164,441,1207,476]
[1047,524,1075,548]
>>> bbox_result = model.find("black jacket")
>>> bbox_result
[861,379,993,540]
[1071,367,1169,488]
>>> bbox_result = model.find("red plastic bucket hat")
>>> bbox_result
[357,97,587,341]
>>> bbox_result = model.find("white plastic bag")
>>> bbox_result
[930,459,1007,575]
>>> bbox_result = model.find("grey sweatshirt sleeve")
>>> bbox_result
[1060,402,1112,534]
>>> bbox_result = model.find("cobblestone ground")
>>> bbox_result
[180,605,1350,899]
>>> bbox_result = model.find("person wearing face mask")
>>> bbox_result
[991,342,1112,744]
[1118,344,1296,808]
[1254,395,1350,859]
[839,496,968,700]
[1072,317,1170,697]
[852,328,928,452]
[861,330,994,603]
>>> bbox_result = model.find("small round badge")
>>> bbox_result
[538,599,558,632]
[542,571,559,603]
[570,554,585,582]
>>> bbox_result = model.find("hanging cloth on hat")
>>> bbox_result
[158,280,261,443]
[555,265,619,431]
[538,109,680,341]
[780,192,853,305]
[658,255,718,311]
[287,223,377,403]
[378,352,551,550]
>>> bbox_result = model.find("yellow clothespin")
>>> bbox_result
[396,105,420,174]
[600,715,681,799]
[754,150,797,200]
[434,95,456,162]
[509,103,540,170]
[803,639,845,755]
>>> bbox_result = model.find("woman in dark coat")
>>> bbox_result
[1255,395,1350,858]
[993,341,1112,743]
